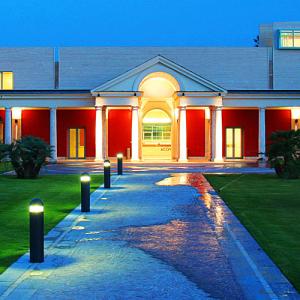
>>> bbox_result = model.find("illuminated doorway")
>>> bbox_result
[142,109,172,160]
[68,128,85,159]
[226,127,243,159]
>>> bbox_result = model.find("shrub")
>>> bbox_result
[268,130,300,179]
[0,136,52,179]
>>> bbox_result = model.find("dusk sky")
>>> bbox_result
[0,0,300,47]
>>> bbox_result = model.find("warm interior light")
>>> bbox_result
[292,108,300,119]
[117,153,123,158]
[80,174,91,182]
[104,161,111,167]
[12,108,22,120]
[205,107,211,120]
[29,205,44,213]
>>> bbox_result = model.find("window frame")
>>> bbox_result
[278,29,300,49]
[0,71,14,90]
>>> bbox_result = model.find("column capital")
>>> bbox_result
[95,105,103,111]
[259,107,266,111]
[178,105,187,110]
[132,106,139,110]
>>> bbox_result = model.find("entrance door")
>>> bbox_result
[68,128,85,159]
[226,127,243,159]
[142,109,172,160]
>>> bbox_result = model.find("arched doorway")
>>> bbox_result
[142,109,172,159]
[139,72,179,160]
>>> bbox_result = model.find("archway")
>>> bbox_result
[139,72,179,160]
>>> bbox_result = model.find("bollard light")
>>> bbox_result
[80,172,91,212]
[29,198,44,263]
[117,153,123,175]
[104,159,111,188]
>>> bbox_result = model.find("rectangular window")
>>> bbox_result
[226,128,243,159]
[143,124,171,144]
[279,30,300,49]
[0,72,13,90]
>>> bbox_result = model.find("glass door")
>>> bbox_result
[226,128,243,159]
[68,128,85,159]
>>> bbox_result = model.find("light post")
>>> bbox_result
[80,173,91,212]
[104,159,111,188]
[117,153,123,175]
[29,198,44,263]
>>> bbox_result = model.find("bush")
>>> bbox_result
[268,130,300,179]
[0,136,52,179]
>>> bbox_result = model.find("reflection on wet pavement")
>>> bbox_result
[118,173,243,299]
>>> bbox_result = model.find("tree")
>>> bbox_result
[254,35,260,47]
[0,136,52,179]
[268,130,300,179]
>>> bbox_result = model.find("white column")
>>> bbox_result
[213,106,223,162]
[259,107,266,159]
[131,106,139,161]
[179,106,187,162]
[95,106,103,161]
[210,107,215,161]
[50,108,57,161]
[4,108,12,144]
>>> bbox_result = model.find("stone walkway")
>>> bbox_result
[0,173,298,299]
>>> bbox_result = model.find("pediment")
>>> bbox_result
[91,55,226,93]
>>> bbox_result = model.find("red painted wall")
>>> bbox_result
[57,110,96,157]
[108,109,132,157]
[222,109,259,157]
[0,110,5,143]
[21,110,50,143]
[186,109,205,157]
[266,109,291,146]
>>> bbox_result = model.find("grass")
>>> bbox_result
[0,174,103,274]
[205,173,300,292]
[0,161,13,174]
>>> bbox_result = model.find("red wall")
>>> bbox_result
[21,110,50,143]
[0,110,5,142]
[57,110,96,157]
[186,109,205,157]
[266,109,291,146]
[108,109,132,157]
[222,109,259,157]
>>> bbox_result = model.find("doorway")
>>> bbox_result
[142,109,172,160]
[226,127,243,159]
[68,128,85,159]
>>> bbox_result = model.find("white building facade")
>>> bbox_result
[1,22,300,162]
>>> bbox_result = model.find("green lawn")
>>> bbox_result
[0,161,12,174]
[0,174,103,273]
[205,174,300,292]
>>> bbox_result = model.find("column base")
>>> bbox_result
[131,159,140,162]
[213,158,224,163]
[178,158,188,162]
[94,158,104,162]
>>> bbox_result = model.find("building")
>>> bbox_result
[1,22,300,162]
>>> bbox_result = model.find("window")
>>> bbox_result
[226,128,243,159]
[143,124,171,143]
[0,72,13,90]
[279,30,300,49]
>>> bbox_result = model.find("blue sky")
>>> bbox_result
[0,0,300,46]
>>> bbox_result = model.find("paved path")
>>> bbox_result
[40,161,274,175]
[0,173,298,299]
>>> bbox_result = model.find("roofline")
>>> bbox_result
[228,90,300,94]
[0,90,90,95]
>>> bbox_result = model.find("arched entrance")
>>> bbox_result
[142,109,172,159]
[139,72,179,160]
